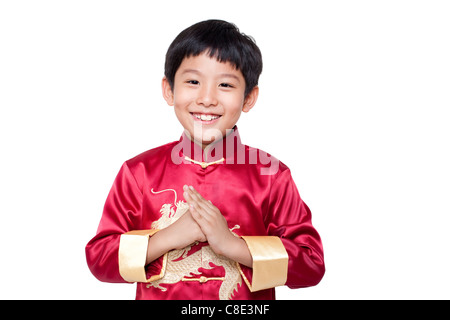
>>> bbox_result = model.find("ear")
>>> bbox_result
[242,86,259,113]
[162,77,174,106]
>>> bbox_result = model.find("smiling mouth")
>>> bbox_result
[191,113,222,123]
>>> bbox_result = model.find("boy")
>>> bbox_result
[86,19,325,300]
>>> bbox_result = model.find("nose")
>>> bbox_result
[196,84,218,107]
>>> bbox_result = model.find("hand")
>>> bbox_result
[182,185,238,256]
[182,185,253,267]
[164,209,207,250]
[149,186,252,267]
[146,209,206,265]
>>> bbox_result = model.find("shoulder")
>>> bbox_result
[124,140,178,171]
[115,140,179,189]
[244,144,290,179]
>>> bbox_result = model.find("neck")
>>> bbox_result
[188,127,236,151]
[176,126,242,163]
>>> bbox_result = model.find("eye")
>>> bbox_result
[186,80,199,85]
[219,83,234,88]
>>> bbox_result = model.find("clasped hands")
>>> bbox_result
[146,185,252,267]
[180,184,236,256]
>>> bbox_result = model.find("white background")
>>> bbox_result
[1,0,449,299]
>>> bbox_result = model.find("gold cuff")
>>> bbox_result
[239,236,288,292]
[118,229,166,283]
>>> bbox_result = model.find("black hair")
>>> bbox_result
[164,19,263,97]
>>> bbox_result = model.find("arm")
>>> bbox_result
[182,185,289,291]
[85,162,142,283]
[179,174,325,291]
[265,169,325,288]
[227,169,325,292]
[86,162,165,283]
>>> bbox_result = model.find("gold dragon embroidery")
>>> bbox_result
[147,188,242,300]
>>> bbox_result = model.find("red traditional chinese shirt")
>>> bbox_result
[86,127,325,299]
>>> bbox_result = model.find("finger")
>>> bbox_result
[187,185,204,202]
[183,186,201,205]
[184,193,209,217]
[183,185,192,200]
[189,203,202,220]
[187,206,209,240]
[183,190,192,203]
[184,187,212,214]
[187,186,217,210]
[189,204,212,235]
[183,186,203,205]
[189,199,210,218]
[183,192,199,212]
[193,200,216,218]
[204,199,216,210]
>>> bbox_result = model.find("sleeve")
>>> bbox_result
[85,162,166,283]
[238,169,325,292]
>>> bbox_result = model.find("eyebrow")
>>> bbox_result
[219,73,241,82]
[181,69,201,75]
[181,69,241,83]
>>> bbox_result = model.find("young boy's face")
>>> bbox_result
[162,52,258,149]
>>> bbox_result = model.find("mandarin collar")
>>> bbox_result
[173,126,244,166]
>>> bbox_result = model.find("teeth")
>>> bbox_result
[194,114,220,121]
